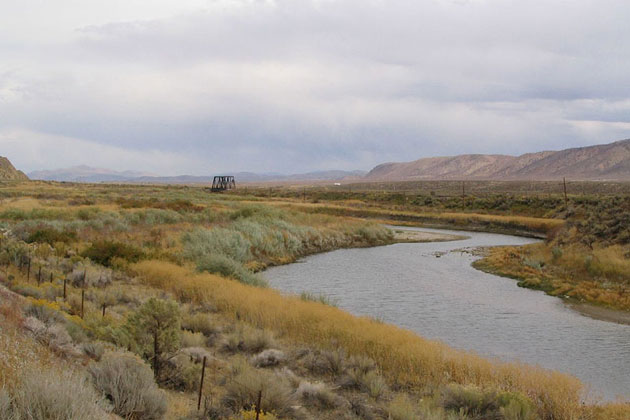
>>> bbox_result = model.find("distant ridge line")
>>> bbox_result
[365,138,630,181]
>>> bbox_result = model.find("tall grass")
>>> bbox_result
[133,260,583,420]
[476,243,630,310]
[274,202,563,236]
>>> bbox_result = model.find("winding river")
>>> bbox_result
[264,227,630,401]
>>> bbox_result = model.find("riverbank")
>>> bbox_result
[266,201,560,238]
[264,227,630,407]
[473,244,630,312]
[389,226,468,243]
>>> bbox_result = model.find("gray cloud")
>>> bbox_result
[1,0,630,174]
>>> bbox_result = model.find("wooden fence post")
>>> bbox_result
[197,356,207,411]
[27,258,31,282]
[63,278,67,300]
[563,177,568,208]
[37,266,42,285]
[255,389,262,420]
[81,289,85,319]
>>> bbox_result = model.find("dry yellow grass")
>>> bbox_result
[266,201,564,235]
[133,260,584,420]
[476,243,630,311]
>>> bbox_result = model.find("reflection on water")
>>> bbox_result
[264,227,630,401]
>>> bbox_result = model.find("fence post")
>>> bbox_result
[63,278,67,300]
[563,177,568,208]
[81,289,85,319]
[50,271,53,283]
[37,266,42,285]
[255,389,262,420]
[27,258,31,282]
[197,356,207,411]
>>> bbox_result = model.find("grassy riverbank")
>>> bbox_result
[472,196,630,311]
[0,180,628,419]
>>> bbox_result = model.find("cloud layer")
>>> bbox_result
[2,0,630,174]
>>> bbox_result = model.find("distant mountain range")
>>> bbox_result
[20,138,630,184]
[366,139,630,181]
[28,166,366,184]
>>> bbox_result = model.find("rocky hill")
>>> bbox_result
[0,157,29,181]
[366,139,630,181]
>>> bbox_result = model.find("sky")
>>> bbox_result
[1,0,630,175]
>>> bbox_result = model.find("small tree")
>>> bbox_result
[127,298,181,382]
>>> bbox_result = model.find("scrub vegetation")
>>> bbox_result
[0,179,628,419]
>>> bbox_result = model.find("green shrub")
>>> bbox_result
[126,298,181,381]
[89,351,167,420]
[441,384,499,416]
[25,301,65,325]
[26,227,77,245]
[161,354,202,392]
[196,254,266,287]
[11,283,44,299]
[81,240,144,267]
[440,384,535,419]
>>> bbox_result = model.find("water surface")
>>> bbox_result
[265,227,630,401]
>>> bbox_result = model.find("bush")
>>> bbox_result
[161,353,202,392]
[295,381,343,409]
[82,341,108,361]
[251,349,286,368]
[196,254,267,287]
[182,347,213,364]
[81,240,144,267]
[89,351,167,420]
[441,384,499,416]
[125,297,181,381]
[387,394,417,420]
[440,384,535,419]
[68,265,113,287]
[7,368,108,420]
[181,312,219,337]
[223,366,294,416]
[26,227,77,245]
[25,301,64,325]
[303,348,346,376]
[224,327,275,354]
[181,330,207,348]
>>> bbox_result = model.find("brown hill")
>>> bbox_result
[366,139,630,181]
[0,157,29,181]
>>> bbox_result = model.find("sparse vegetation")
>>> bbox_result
[0,180,628,420]
[89,351,167,419]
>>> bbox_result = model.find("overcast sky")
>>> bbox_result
[1,0,630,175]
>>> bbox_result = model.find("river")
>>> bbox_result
[264,226,630,401]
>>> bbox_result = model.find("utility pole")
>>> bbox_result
[563,177,568,208]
